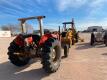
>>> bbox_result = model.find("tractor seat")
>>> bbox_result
[32,34,41,44]
[61,32,67,37]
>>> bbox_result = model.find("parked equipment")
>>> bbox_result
[62,19,78,44]
[90,30,107,46]
[7,16,62,73]
[60,19,78,57]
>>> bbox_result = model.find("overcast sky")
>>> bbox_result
[0,0,107,30]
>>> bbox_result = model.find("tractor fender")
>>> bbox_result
[14,34,33,46]
[14,34,25,46]
[39,33,58,45]
[39,34,53,45]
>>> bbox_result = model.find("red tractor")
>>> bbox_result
[7,16,62,73]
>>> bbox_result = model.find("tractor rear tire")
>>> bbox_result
[75,33,79,43]
[7,41,30,67]
[104,34,107,46]
[42,38,61,73]
[105,40,107,46]
[69,42,71,48]
[64,44,69,57]
[72,38,75,45]
[90,33,95,46]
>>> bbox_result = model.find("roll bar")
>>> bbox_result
[18,16,46,36]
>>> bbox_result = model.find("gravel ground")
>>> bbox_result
[0,33,107,80]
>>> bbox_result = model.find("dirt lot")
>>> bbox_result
[0,33,107,80]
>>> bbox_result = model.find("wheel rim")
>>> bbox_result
[52,45,61,65]
[14,52,29,61]
[52,48,56,62]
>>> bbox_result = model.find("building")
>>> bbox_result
[0,31,11,37]
[87,26,103,32]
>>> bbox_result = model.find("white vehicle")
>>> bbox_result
[90,30,107,46]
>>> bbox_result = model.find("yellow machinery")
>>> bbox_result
[60,19,75,57]
[61,29,73,47]
[61,18,84,48]
[61,19,76,48]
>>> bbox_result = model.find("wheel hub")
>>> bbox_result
[51,48,57,62]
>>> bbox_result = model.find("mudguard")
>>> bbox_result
[14,34,33,46]
[39,33,58,45]
[14,34,25,46]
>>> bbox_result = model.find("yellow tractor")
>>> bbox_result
[60,18,84,57]
[60,19,76,57]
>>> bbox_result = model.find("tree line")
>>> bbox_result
[0,23,33,35]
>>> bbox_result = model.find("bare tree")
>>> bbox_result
[1,25,10,31]
[1,23,34,35]
[1,24,20,35]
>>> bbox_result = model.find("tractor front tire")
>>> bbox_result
[42,38,61,73]
[105,40,107,46]
[7,41,30,67]
[104,34,107,46]
[72,38,75,45]
[90,33,95,46]
[64,44,69,57]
